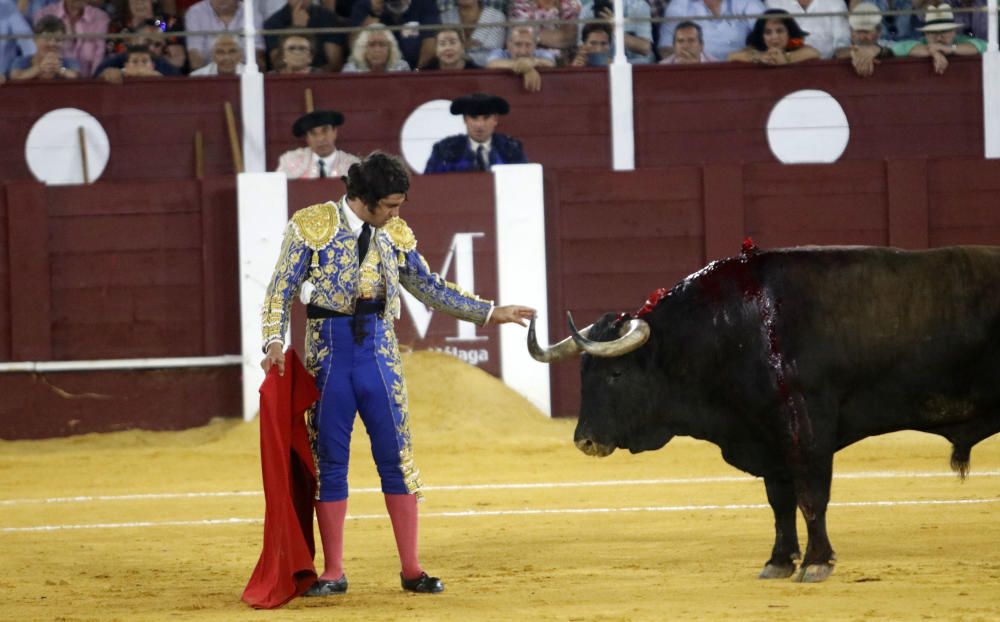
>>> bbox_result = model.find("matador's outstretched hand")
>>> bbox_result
[489,305,536,327]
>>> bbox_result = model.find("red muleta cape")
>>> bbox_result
[242,349,319,609]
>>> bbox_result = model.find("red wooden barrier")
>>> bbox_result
[6,156,1000,435]
[0,58,984,185]
[633,57,983,167]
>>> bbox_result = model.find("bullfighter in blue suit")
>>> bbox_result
[260,152,535,598]
[424,93,527,174]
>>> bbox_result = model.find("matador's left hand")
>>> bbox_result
[489,305,536,326]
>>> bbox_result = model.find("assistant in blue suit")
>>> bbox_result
[261,152,535,598]
[424,92,528,174]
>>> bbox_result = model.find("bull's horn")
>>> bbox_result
[527,316,592,363]
[568,312,651,358]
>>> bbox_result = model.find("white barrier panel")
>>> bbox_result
[984,50,1000,159]
[609,62,635,171]
[240,70,267,173]
[493,163,551,416]
[237,172,288,421]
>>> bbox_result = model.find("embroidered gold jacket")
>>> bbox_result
[262,199,493,349]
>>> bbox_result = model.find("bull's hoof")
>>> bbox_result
[795,563,834,583]
[759,563,797,579]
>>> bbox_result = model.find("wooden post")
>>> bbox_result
[194,130,204,179]
[77,126,90,184]
[223,101,244,174]
[304,88,314,113]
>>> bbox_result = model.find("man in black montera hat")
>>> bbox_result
[276,109,360,179]
[424,93,527,174]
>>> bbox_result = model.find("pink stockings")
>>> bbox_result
[315,493,423,581]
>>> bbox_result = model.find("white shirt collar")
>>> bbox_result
[315,149,339,168]
[340,196,368,236]
[469,137,492,152]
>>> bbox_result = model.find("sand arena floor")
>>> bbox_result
[1,351,999,622]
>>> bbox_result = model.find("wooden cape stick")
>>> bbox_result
[223,101,244,173]
[194,130,204,179]
[305,88,314,113]
[77,126,90,184]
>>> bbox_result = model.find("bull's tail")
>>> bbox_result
[950,443,971,480]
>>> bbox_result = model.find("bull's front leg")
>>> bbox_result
[794,456,836,583]
[760,475,800,579]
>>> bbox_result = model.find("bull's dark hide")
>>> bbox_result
[568,245,1000,582]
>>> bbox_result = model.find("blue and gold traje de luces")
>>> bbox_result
[261,197,494,499]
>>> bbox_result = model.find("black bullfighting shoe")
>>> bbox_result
[400,572,445,593]
[303,575,348,597]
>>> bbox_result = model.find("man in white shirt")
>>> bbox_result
[184,0,264,70]
[275,109,361,180]
[765,0,851,58]
[189,35,245,75]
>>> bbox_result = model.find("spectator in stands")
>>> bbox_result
[105,0,175,56]
[570,21,611,66]
[950,0,988,39]
[851,0,917,41]
[728,8,821,63]
[271,33,321,73]
[351,0,441,70]
[436,0,508,17]
[343,23,411,71]
[160,19,187,70]
[440,0,504,67]
[9,14,80,78]
[184,0,262,70]
[94,18,179,79]
[109,41,161,75]
[1,0,38,76]
[35,0,110,76]
[579,0,653,63]
[834,2,894,77]
[486,24,555,92]
[425,92,527,173]
[420,25,481,68]
[660,0,765,60]
[660,20,718,63]
[17,0,60,22]
[276,109,361,179]
[263,0,345,72]
[189,31,242,73]
[891,3,985,74]
[510,0,580,62]
[765,0,850,58]
[252,0,285,25]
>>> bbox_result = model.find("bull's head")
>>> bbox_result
[529,313,671,457]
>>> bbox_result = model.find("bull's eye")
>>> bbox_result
[606,369,623,385]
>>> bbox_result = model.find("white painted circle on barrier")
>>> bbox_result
[399,99,466,174]
[25,108,110,185]
[766,90,849,164]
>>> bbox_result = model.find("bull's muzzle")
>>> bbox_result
[575,437,616,457]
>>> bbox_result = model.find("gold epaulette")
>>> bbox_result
[291,202,339,251]
[382,216,417,252]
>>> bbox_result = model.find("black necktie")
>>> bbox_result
[476,145,489,171]
[357,223,371,266]
[318,159,327,178]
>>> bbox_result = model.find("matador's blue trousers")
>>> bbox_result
[304,312,421,502]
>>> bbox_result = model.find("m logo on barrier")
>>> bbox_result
[401,232,487,342]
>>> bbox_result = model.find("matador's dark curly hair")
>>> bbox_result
[342,151,410,210]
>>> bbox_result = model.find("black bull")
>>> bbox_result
[528,245,1000,582]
